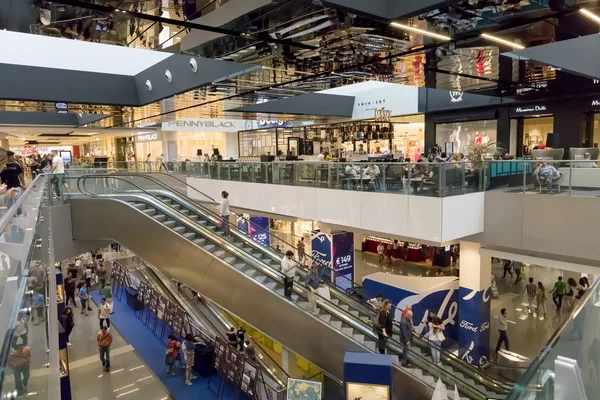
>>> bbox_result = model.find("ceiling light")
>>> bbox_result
[20,137,26,141]
[580,8,600,24]
[96,138,100,141]
[481,33,525,49]
[390,22,451,41]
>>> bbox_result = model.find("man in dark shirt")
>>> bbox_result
[0,151,24,190]
[399,312,413,367]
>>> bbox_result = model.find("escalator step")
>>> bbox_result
[142,208,157,216]
[297,301,309,310]
[198,220,208,225]
[318,314,332,323]
[338,304,349,311]
[131,202,147,210]
[251,253,262,259]
[163,199,172,204]
[207,225,216,231]
[255,275,268,283]
[203,244,216,252]
[352,333,365,344]
[348,310,360,317]
[265,281,278,290]
[163,220,176,228]
[172,204,181,210]
[193,238,206,246]
[330,298,340,305]
[330,320,342,330]
[213,250,226,258]
[181,209,190,215]
[223,256,236,264]
[183,232,196,240]
[244,269,257,278]
[341,327,354,337]
[405,368,423,379]
[152,214,166,222]
[189,215,199,220]
[421,376,435,386]
[173,226,186,234]
[363,339,376,351]
[233,263,246,270]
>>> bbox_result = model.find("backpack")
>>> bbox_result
[526,283,536,297]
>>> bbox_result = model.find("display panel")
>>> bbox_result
[345,382,389,400]
[286,378,322,400]
[435,120,497,156]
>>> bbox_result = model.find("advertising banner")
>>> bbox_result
[311,231,332,282]
[249,216,270,246]
[457,286,491,367]
[332,232,354,292]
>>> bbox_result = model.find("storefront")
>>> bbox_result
[508,103,555,156]
[11,145,74,157]
[135,131,163,162]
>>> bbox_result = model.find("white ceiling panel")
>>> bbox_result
[0,31,171,76]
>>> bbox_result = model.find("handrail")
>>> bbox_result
[119,173,522,389]
[71,174,507,398]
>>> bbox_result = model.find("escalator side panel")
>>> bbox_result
[70,198,369,380]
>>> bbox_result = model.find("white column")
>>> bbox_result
[457,241,492,366]
[281,347,289,375]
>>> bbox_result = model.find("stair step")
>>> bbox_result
[352,333,365,344]
[183,232,196,240]
[243,268,257,278]
[193,238,206,246]
[340,327,354,337]
[152,214,166,222]
[330,320,342,330]
[348,310,360,318]
[163,220,176,228]
[233,263,246,270]
[363,339,376,351]
[265,281,278,290]
[330,298,340,305]
[172,204,181,210]
[255,275,268,284]
[173,226,186,234]
[338,304,349,311]
[297,301,309,310]
[422,375,435,386]
[319,314,332,323]
[406,368,423,379]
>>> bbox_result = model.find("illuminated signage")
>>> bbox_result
[592,100,600,106]
[136,133,159,142]
[161,119,314,132]
[515,105,547,113]
[449,91,464,103]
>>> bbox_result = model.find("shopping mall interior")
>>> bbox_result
[1,1,600,400]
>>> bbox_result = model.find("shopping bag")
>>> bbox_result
[217,217,223,228]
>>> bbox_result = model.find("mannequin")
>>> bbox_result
[449,125,462,153]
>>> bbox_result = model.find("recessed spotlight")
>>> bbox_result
[96,138,100,141]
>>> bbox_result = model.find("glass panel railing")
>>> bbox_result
[507,275,599,399]
[0,175,54,399]
[104,160,484,198]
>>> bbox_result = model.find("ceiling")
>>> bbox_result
[1,0,600,132]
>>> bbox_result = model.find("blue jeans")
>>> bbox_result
[540,171,554,191]
[430,339,442,364]
[99,346,110,370]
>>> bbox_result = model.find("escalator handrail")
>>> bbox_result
[100,173,521,390]
[78,174,506,392]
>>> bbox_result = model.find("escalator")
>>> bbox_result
[67,173,514,400]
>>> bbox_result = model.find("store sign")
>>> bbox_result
[449,91,464,103]
[136,132,159,142]
[351,84,418,120]
[332,232,354,291]
[515,105,547,113]
[162,119,314,132]
[592,100,600,107]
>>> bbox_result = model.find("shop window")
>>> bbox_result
[435,120,498,156]
[523,116,553,154]
[592,114,600,148]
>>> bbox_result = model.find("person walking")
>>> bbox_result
[83,265,93,291]
[97,264,107,289]
[399,311,413,367]
[550,276,567,311]
[98,298,111,330]
[513,261,523,284]
[146,154,152,171]
[13,313,28,347]
[236,326,246,352]
[32,291,45,326]
[102,281,114,314]
[377,242,385,265]
[376,300,393,355]
[536,282,547,318]
[61,307,74,347]
[64,276,77,308]
[51,150,66,200]
[182,334,198,386]
[8,338,31,397]
[501,259,513,279]
[428,315,445,366]
[305,265,320,315]
[79,282,89,316]
[524,278,537,314]
[165,336,179,375]
[297,237,306,263]
[565,278,577,311]
[495,308,510,353]
[226,327,238,348]
[97,326,112,373]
